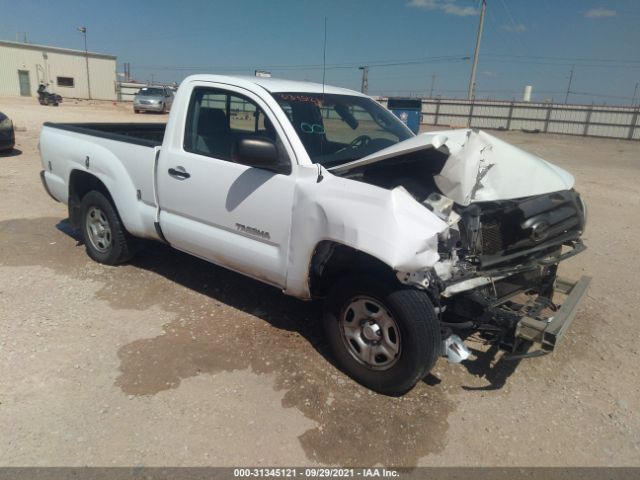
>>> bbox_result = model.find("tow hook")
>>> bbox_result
[442,334,471,364]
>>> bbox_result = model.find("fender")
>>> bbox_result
[284,165,448,298]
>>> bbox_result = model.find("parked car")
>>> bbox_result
[133,86,174,113]
[0,111,15,152]
[39,74,590,396]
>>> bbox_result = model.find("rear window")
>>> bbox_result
[139,88,164,96]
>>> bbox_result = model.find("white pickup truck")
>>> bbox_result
[39,74,590,395]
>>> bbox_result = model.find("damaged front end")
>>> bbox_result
[332,128,590,360]
[401,188,590,359]
[379,131,592,360]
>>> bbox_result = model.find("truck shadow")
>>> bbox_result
[422,343,522,391]
[1,216,528,467]
[52,218,522,395]
[460,344,522,391]
[49,218,455,467]
[57,219,518,392]
[120,237,522,396]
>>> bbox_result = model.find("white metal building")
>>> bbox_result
[0,40,117,100]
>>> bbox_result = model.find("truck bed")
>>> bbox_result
[39,121,166,239]
[42,122,166,147]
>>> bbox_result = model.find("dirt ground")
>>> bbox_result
[0,95,639,467]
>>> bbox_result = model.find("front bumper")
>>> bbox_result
[515,275,591,352]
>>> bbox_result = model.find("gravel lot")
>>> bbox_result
[0,96,639,467]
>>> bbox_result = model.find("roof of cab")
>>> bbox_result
[182,74,367,97]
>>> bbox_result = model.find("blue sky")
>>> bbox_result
[2,0,639,104]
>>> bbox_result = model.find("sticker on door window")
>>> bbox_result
[300,122,325,134]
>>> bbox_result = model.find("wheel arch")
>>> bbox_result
[307,240,400,299]
[68,170,117,228]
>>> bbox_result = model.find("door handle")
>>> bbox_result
[168,166,190,180]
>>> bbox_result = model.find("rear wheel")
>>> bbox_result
[134,108,140,114]
[323,275,441,396]
[80,191,134,265]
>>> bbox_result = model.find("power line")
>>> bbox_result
[129,51,640,73]
[132,55,471,72]
[481,53,640,64]
[371,87,637,101]
[497,0,528,53]
[479,58,640,69]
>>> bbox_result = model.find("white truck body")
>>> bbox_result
[40,75,574,297]
[39,74,590,395]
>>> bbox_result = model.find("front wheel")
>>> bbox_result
[80,191,135,265]
[323,275,441,396]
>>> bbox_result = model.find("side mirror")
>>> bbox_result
[233,138,289,174]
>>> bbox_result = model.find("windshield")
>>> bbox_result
[138,88,164,96]
[272,92,413,167]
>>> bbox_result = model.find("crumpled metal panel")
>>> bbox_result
[329,128,575,207]
[435,129,575,205]
[284,165,448,298]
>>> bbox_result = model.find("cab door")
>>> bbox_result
[156,84,296,288]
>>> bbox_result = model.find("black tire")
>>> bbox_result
[80,190,135,265]
[134,108,140,114]
[323,275,441,396]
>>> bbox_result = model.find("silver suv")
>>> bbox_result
[133,86,174,114]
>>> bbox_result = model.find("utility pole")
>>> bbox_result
[564,64,574,104]
[632,81,639,106]
[77,27,91,100]
[429,74,437,98]
[467,0,486,100]
[359,66,369,94]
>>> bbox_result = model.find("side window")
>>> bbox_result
[184,87,283,164]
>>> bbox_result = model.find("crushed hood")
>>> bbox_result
[329,129,575,206]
